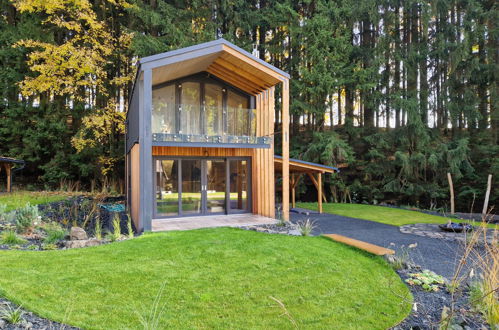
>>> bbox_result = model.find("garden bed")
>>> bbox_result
[0,195,132,251]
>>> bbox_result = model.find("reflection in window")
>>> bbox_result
[181,82,201,135]
[156,160,179,216]
[205,83,224,136]
[227,90,249,136]
[152,85,175,134]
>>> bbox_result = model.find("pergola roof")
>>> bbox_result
[274,155,339,174]
[137,38,290,95]
[0,156,24,165]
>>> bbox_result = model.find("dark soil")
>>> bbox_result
[393,270,488,330]
[37,195,132,236]
[0,298,79,330]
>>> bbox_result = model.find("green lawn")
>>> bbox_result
[0,191,69,212]
[298,202,497,228]
[0,228,411,329]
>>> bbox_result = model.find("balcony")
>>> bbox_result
[152,104,271,147]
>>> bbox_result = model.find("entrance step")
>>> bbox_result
[323,234,395,256]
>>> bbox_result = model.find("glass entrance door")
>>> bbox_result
[154,157,250,218]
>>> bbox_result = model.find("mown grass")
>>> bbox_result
[0,191,69,212]
[298,202,497,228]
[0,228,411,329]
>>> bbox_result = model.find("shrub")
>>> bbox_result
[95,217,102,240]
[297,218,315,236]
[41,243,58,250]
[0,304,24,324]
[405,270,446,292]
[0,205,15,224]
[0,230,27,245]
[109,213,121,241]
[15,203,39,233]
[40,222,67,244]
[127,214,134,239]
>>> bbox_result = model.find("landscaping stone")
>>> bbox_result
[70,227,88,240]
[399,223,496,245]
[64,239,103,249]
[240,222,300,236]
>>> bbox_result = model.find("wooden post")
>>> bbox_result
[482,174,492,215]
[318,173,322,213]
[291,173,296,209]
[282,79,290,221]
[5,164,12,193]
[447,173,455,214]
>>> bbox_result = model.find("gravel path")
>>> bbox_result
[291,212,473,279]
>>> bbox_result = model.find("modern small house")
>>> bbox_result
[126,39,291,232]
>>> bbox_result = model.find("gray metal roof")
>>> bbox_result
[0,156,24,164]
[138,38,290,79]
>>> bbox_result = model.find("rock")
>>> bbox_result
[288,229,302,236]
[64,239,102,249]
[23,321,33,329]
[70,227,88,240]
[0,319,6,329]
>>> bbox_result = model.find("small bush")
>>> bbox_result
[0,230,27,245]
[95,217,102,240]
[405,270,446,292]
[40,222,67,244]
[109,213,121,241]
[15,203,39,233]
[0,304,24,324]
[127,214,134,239]
[297,218,315,236]
[41,243,58,250]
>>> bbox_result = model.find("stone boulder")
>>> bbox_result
[70,227,88,240]
[64,239,103,249]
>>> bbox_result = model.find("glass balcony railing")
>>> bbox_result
[152,105,270,145]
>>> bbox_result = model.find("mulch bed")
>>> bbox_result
[0,298,79,330]
[392,270,488,330]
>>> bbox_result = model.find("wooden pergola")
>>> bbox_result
[0,157,25,192]
[274,156,338,213]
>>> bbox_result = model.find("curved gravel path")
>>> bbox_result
[291,212,473,279]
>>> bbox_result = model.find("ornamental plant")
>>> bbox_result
[405,270,446,292]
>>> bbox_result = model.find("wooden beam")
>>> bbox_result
[206,66,259,94]
[207,64,262,94]
[318,172,322,213]
[213,58,273,89]
[307,172,326,209]
[282,79,290,221]
[221,46,283,83]
[5,163,12,193]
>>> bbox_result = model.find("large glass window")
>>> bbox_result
[227,90,250,136]
[156,160,179,216]
[151,75,264,145]
[180,82,201,135]
[152,85,175,133]
[181,159,202,214]
[229,160,248,211]
[205,83,224,136]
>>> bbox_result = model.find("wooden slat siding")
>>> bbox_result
[269,87,275,218]
[152,147,253,157]
[130,144,141,230]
